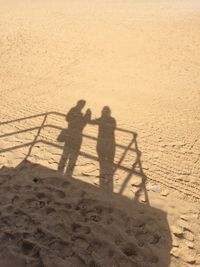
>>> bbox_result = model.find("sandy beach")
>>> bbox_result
[0,0,200,266]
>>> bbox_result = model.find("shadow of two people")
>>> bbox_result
[58,100,116,192]
[0,103,172,267]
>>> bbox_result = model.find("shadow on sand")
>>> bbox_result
[0,109,172,266]
[0,160,172,267]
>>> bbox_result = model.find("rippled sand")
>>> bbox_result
[0,1,200,266]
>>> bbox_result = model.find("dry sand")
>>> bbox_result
[0,0,200,266]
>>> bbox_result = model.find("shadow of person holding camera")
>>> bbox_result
[58,100,91,177]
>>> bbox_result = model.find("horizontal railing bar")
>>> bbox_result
[0,111,136,136]
[0,125,137,152]
[0,139,141,176]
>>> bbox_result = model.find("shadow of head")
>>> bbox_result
[0,160,172,267]
[101,105,111,117]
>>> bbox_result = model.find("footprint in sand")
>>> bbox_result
[61,181,70,188]
[11,195,21,205]
[53,189,66,199]
[35,192,46,199]
[63,203,72,210]
[25,198,45,209]
[49,240,73,258]
[0,175,10,185]
[45,206,56,215]
[54,223,67,235]
[85,212,102,223]
[120,241,158,264]
[71,223,91,235]
[21,239,37,256]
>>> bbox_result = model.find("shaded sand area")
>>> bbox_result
[0,0,200,266]
[0,160,172,267]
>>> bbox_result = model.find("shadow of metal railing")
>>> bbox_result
[0,111,149,204]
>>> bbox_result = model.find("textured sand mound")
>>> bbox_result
[0,160,172,267]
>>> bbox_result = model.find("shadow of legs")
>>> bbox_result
[65,148,79,178]
[99,157,114,192]
[58,142,69,174]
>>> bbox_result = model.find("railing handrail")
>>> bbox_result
[0,111,149,203]
[0,111,136,135]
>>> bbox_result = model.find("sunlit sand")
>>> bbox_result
[0,1,200,266]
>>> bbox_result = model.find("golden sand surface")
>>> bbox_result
[0,1,200,266]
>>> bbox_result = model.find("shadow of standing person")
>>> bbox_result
[58,100,91,177]
[90,106,116,192]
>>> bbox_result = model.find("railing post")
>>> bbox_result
[24,113,48,160]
